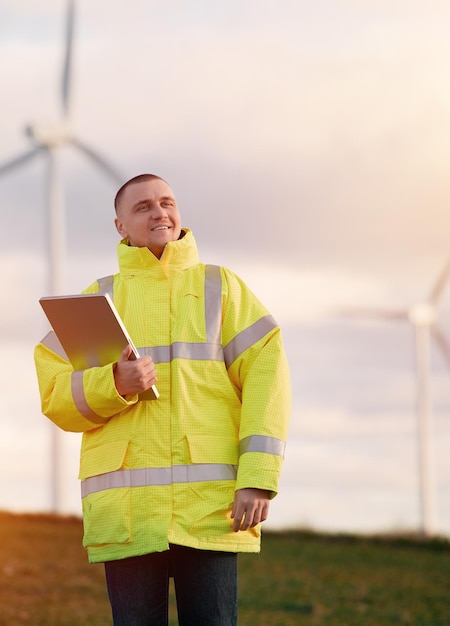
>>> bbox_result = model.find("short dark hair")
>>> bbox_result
[114,173,168,213]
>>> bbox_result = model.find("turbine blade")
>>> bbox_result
[0,146,44,176]
[431,325,450,367]
[61,0,75,117]
[428,257,450,305]
[70,138,124,184]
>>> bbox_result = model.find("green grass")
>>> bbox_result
[1,512,449,625]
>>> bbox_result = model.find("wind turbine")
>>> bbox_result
[339,258,450,537]
[0,1,124,513]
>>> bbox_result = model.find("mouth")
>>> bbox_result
[152,225,170,231]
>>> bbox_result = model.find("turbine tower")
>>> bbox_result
[0,1,124,513]
[340,258,450,537]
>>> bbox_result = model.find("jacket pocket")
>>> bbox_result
[80,440,132,548]
[82,489,132,548]
[78,439,129,480]
[186,435,239,465]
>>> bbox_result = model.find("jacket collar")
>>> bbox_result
[117,228,200,276]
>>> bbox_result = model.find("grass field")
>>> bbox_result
[1,511,449,625]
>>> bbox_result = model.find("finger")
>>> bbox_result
[144,371,158,388]
[145,360,157,376]
[232,503,245,532]
[249,506,264,528]
[256,501,270,526]
[241,506,256,531]
[233,513,243,532]
[235,502,256,532]
[241,502,269,530]
[120,344,133,362]
[260,501,270,523]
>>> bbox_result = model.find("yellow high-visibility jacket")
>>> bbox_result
[34,229,291,563]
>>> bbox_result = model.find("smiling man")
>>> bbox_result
[114,175,182,257]
[34,173,291,626]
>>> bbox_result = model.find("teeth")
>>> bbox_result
[154,226,169,231]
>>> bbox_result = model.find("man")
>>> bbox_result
[34,174,291,625]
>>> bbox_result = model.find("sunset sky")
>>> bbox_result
[1,0,450,535]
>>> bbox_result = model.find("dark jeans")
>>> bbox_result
[104,544,238,626]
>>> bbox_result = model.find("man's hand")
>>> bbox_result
[113,345,158,396]
[231,488,270,532]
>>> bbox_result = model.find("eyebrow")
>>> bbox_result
[131,196,175,210]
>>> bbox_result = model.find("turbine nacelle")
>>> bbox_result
[408,302,437,327]
[25,121,74,148]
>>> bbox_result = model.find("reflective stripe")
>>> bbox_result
[40,330,69,361]
[97,274,114,299]
[172,341,224,361]
[224,315,278,367]
[204,264,222,344]
[139,343,224,362]
[71,371,105,423]
[240,434,286,458]
[138,346,171,362]
[81,463,238,498]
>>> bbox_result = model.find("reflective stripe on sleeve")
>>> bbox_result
[223,315,278,367]
[81,463,238,498]
[240,434,286,458]
[71,371,105,423]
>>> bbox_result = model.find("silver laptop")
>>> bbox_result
[39,293,159,400]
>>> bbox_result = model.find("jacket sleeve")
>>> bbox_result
[34,280,138,433]
[221,268,291,498]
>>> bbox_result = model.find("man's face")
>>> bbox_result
[114,178,182,258]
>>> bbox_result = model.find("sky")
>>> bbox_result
[1,0,450,536]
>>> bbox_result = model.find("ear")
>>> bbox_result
[114,217,127,238]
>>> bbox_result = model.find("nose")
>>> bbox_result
[150,202,166,218]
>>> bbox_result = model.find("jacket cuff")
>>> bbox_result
[236,451,283,498]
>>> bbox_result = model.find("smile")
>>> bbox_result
[152,226,170,231]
